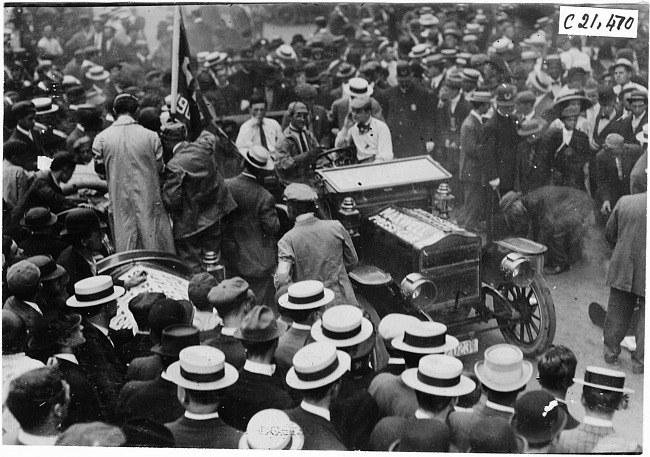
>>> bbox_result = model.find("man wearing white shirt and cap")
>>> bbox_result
[335,96,393,163]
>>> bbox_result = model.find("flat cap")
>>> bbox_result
[7,260,41,296]
[208,277,250,308]
[188,272,219,307]
[515,90,536,104]
[284,183,318,201]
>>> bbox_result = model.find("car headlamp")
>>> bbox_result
[400,273,437,310]
[500,252,535,287]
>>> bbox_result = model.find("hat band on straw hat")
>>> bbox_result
[417,371,461,388]
[349,85,368,95]
[404,332,445,348]
[246,151,268,168]
[76,286,116,302]
[181,367,224,383]
[296,357,340,382]
[585,371,625,390]
[289,290,324,305]
[322,323,362,340]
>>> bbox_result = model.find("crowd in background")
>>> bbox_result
[2,3,647,452]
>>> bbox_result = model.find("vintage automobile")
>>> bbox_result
[88,153,555,358]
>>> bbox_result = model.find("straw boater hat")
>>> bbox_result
[474,344,533,392]
[419,13,439,27]
[244,144,275,171]
[391,321,459,354]
[239,409,304,450]
[164,345,239,391]
[204,51,228,68]
[573,366,634,393]
[85,65,110,81]
[377,314,421,342]
[467,91,492,103]
[276,44,297,61]
[402,354,476,396]
[32,97,59,115]
[278,280,334,310]
[408,44,431,60]
[344,77,373,98]
[285,342,350,390]
[310,305,374,358]
[66,275,125,308]
[613,57,634,73]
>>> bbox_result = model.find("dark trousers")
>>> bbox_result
[175,223,221,274]
[603,287,645,369]
[461,182,488,229]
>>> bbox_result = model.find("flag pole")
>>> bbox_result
[170,5,181,122]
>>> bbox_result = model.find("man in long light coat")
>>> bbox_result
[92,94,174,253]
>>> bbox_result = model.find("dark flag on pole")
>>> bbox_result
[171,10,211,141]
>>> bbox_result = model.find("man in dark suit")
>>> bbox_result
[385,62,437,158]
[435,73,470,193]
[537,345,580,430]
[66,275,127,423]
[276,281,334,373]
[99,24,126,66]
[18,207,69,260]
[596,133,641,218]
[449,344,532,451]
[27,311,104,429]
[547,106,591,191]
[11,152,77,222]
[126,297,193,382]
[115,324,200,426]
[4,101,44,172]
[220,305,295,430]
[164,346,243,448]
[285,342,349,451]
[56,209,107,296]
[202,278,252,369]
[516,119,552,193]
[223,145,280,311]
[459,91,492,231]
[613,90,647,145]
[3,260,44,331]
[591,87,622,150]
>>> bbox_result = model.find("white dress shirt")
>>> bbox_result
[236,117,283,154]
[244,360,276,376]
[335,116,394,163]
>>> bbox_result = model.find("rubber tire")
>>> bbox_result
[495,276,556,357]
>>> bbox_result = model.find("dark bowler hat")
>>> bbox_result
[28,311,82,350]
[26,255,66,282]
[396,61,411,77]
[235,305,288,342]
[11,100,36,118]
[151,324,200,358]
[20,206,57,229]
[389,418,451,452]
[512,390,567,445]
[122,417,175,448]
[469,417,526,452]
[61,208,106,236]
[303,62,320,83]
[495,84,517,106]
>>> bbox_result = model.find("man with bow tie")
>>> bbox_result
[335,96,393,163]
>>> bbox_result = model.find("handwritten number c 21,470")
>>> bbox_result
[565,13,635,32]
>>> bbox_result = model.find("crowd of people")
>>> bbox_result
[2,3,647,451]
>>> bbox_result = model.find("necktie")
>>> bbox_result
[258,122,268,149]
[298,131,308,154]
[358,123,371,134]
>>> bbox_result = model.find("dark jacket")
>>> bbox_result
[116,332,153,367]
[203,332,246,370]
[285,405,348,451]
[596,146,641,207]
[55,357,105,429]
[165,415,243,449]
[435,96,471,175]
[546,128,591,191]
[448,402,516,452]
[481,111,520,191]
[75,318,126,423]
[592,109,623,148]
[219,367,296,431]
[222,174,280,278]
[56,246,94,296]
[115,374,184,426]
[2,296,43,330]
[384,84,437,158]
[162,132,237,240]
[612,111,648,145]
[516,137,552,193]
[11,170,76,222]
[274,126,321,186]
[125,354,163,382]
[18,233,69,260]
[6,127,45,171]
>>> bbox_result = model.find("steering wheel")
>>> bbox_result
[315,146,355,168]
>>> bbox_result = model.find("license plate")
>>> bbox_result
[446,338,479,357]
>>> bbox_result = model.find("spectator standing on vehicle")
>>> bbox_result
[235,95,284,157]
[276,183,359,309]
[335,96,394,163]
[92,93,175,253]
[160,122,237,273]
[223,146,280,311]
[602,190,646,374]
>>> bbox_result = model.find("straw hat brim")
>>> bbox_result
[401,368,476,396]
[66,285,125,308]
[163,360,239,391]
[238,422,304,450]
[35,105,59,115]
[85,71,110,81]
[244,152,275,171]
[285,351,350,389]
[474,359,533,392]
[391,334,459,354]
[572,377,634,393]
[343,82,373,98]
[278,287,334,310]
[310,317,373,348]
